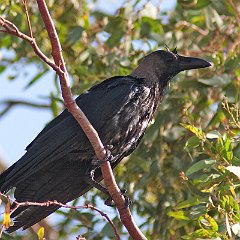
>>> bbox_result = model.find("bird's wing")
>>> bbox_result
[6,152,94,233]
[0,76,140,191]
[1,76,146,233]
[26,75,140,149]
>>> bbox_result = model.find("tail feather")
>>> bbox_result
[0,156,93,232]
[7,205,60,233]
[0,163,17,193]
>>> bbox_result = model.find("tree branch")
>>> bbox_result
[175,20,209,36]
[0,99,50,117]
[21,0,33,38]
[0,192,120,240]
[36,0,107,161]
[1,1,147,239]
[35,1,147,239]
[0,17,61,73]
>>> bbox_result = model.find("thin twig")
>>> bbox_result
[21,0,33,38]
[0,100,50,117]
[0,17,61,73]
[0,192,120,239]
[227,0,240,25]
[175,21,209,36]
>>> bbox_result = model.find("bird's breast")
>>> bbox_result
[99,83,161,159]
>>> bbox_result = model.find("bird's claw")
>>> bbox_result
[92,146,114,165]
[121,189,132,208]
[104,189,132,209]
[104,197,115,207]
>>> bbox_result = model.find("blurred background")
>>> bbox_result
[0,0,240,239]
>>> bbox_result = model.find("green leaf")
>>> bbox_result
[177,197,203,209]
[50,93,60,117]
[198,74,231,87]
[24,70,48,89]
[206,130,221,139]
[205,6,215,30]
[207,107,225,126]
[182,229,217,239]
[168,211,190,220]
[181,123,206,141]
[65,26,84,46]
[204,214,218,231]
[140,17,163,38]
[224,137,231,152]
[195,0,212,9]
[189,205,207,218]
[101,223,116,237]
[186,159,216,176]
[232,156,240,166]
[185,136,200,149]
[0,66,7,73]
[105,16,125,48]
[213,9,224,31]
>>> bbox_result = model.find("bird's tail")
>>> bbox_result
[0,161,92,233]
[7,204,60,233]
[0,162,17,193]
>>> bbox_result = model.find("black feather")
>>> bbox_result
[0,50,210,232]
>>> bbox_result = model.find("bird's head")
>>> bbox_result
[130,49,211,85]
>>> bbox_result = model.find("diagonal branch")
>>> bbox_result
[0,1,147,239]
[35,0,106,161]
[35,1,147,239]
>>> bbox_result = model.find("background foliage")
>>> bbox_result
[0,0,240,239]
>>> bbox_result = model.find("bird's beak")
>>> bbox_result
[178,55,211,72]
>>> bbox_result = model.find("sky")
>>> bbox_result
[0,62,55,165]
[0,0,177,167]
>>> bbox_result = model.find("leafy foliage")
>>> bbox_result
[0,0,240,239]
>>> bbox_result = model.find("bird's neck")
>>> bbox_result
[130,66,171,92]
[130,66,159,84]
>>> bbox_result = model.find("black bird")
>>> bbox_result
[0,49,210,232]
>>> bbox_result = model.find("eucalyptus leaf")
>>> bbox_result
[186,159,216,176]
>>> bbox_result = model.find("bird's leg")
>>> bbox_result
[105,189,132,208]
[87,169,115,206]
[87,169,109,195]
[87,169,132,208]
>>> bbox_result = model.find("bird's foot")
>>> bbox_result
[86,169,110,195]
[92,145,115,165]
[87,170,132,208]
[104,189,132,209]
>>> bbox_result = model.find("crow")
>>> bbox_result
[0,49,210,232]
